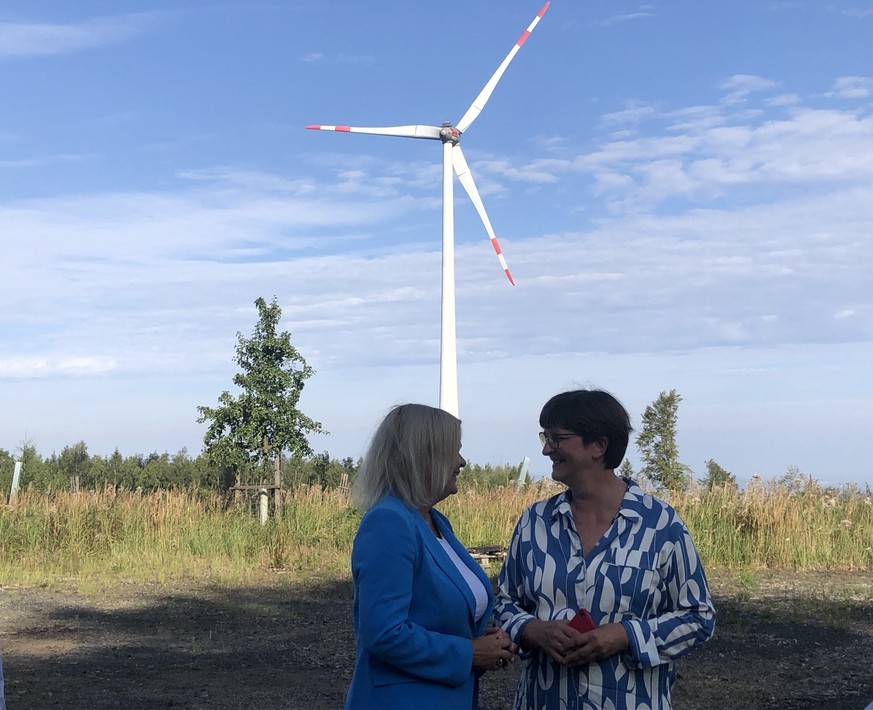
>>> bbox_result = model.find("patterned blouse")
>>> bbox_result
[494,480,715,710]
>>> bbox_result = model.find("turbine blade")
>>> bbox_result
[455,2,549,134]
[452,145,515,285]
[306,124,441,140]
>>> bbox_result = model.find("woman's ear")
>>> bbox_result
[591,437,608,461]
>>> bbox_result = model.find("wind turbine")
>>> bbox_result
[307,2,549,417]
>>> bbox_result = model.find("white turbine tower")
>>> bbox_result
[307,2,549,417]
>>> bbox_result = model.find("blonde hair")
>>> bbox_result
[351,403,461,512]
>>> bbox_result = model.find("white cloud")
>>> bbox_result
[719,74,779,105]
[825,76,873,99]
[567,88,873,212]
[300,52,374,65]
[0,14,157,58]
[0,355,120,379]
[601,7,655,27]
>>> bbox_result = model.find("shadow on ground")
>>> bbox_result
[2,573,872,709]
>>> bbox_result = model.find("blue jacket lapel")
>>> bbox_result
[419,508,494,635]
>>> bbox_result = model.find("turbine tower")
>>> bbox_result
[307,2,549,416]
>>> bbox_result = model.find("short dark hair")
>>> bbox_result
[539,389,632,470]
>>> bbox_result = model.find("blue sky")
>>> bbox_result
[1,1,871,488]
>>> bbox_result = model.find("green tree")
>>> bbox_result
[105,448,126,488]
[18,440,56,489]
[777,464,819,494]
[462,462,521,488]
[197,296,324,514]
[700,458,737,491]
[0,447,14,495]
[58,441,90,490]
[635,389,691,491]
[617,459,635,480]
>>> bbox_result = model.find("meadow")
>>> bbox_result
[1,478,870,587]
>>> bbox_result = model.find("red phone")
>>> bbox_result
[569,608,597,633]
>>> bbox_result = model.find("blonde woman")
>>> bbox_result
[344,404,515,709]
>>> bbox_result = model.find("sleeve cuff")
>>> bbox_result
[620,619,645,668]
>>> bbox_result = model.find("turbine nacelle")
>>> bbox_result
[439,124,461,145]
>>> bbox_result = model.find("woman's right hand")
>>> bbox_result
[472,628,517,672]
[520,619,586,665]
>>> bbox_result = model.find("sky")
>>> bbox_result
[1,1,871,489]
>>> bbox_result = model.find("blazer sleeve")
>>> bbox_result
[352,504,474,686]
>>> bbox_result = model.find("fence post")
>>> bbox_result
[9,461,22,505]
[258,488,269,525]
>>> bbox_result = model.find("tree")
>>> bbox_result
[0,448,14,494]
[777,464,819,494]
[197,297,324,514]
[700,458,737,491]
[635,389,691,491]
[462,462,521,488]
[17,438,54,489]
[58,441,90,490]
[617,459,635,480]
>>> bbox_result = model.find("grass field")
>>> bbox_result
[1,479,870,587]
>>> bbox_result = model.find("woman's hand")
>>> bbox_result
[522,619,629,666]
[560,622,630,666]
[472,627,517,672]
[520,619,584,664]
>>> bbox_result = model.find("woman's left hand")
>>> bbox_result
[561,622,630,666]
[472,627,518,672]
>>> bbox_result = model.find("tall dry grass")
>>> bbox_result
[0,486,358,586]
[1,479,870,587]
[672,480,873,570]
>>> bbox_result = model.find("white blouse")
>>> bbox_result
[437,535,489,622]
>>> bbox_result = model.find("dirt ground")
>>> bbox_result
[1,570,871,710]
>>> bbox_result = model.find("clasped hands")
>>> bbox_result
[472,626,517,672]
[521,618,629,666]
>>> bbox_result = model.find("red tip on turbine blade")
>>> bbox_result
[505,269,515,286]
[539,2,550,18]
[305,125,352,132]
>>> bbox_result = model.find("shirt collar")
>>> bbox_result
[551,478,646,523]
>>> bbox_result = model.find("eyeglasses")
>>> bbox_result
[539,431,579,448]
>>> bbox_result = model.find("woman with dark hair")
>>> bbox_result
[345,403,516,709]
[495,389,715,709]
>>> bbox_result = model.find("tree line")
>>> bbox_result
[0,443,526,495]
[2,297,733,497]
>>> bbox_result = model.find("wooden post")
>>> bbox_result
[258,488,269,525]
[233,471,241,504]
[273,452,283,518]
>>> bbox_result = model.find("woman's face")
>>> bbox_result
[436,450,467,501]
[542,428,603,484]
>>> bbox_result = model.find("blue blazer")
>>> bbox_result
[344,495,495,710]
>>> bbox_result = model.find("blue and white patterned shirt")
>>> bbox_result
[495,480,715,710]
